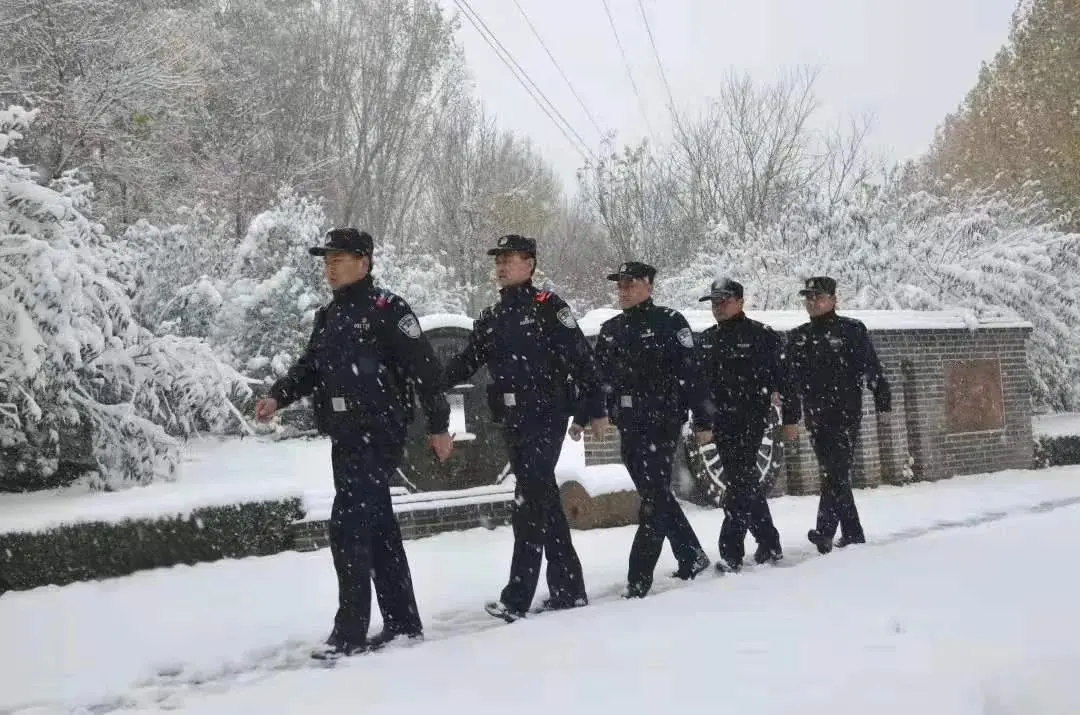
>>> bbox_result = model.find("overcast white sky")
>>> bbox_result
[441,0,1018,189]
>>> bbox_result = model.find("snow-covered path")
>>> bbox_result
[3,466,1080,714]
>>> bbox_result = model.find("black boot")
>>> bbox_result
[753,543,783,565]
[807,529,833,555]
[671,549,711,580]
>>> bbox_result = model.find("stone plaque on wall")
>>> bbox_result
[943,358,1005,434]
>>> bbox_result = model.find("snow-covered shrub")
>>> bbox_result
[0,105,251,489]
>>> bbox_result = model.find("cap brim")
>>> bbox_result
[700,292,736,301]
[606,273,624,281]
[799,289,828,296]
[309,246,368,257]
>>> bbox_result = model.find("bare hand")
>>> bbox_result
[782,424,799,442]
[254,397,278,423]
[429,432,454,462]
[590,417,610,435]
[568,423,585,441]
[694,429,713,446]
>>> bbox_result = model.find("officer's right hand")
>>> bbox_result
[429,432,454,462]
[782,424,799,442]
[567,423,585,441]
[254,398,278,422]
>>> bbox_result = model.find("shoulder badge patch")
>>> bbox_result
[556,306,577,329]
[397,314,422,339]
[677,327,694,348]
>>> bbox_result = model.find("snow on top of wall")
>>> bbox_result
[1033,413,1080,439]
[578,308,1033,337]
[419,313,474,332]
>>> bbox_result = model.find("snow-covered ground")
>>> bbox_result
[3,465,1080,714]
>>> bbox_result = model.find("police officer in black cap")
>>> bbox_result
[588,261,713,598]
[696,278,784,572]
[444,234,606,621]
[255,227,454,658]
[780,276,891,554]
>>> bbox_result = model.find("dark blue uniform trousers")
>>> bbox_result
[328,439,422,647]
[716,424,782,564]
[621,427,704,594]
[500,417,587,614]
[807,419,865,541]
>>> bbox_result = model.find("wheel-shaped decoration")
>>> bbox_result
[682,405,784,508]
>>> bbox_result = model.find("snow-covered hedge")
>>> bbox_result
[0,106,251,489]
[0,497,303,592]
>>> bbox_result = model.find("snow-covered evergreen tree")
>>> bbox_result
[0,106,250,489]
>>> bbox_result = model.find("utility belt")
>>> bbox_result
[486,385,563,423]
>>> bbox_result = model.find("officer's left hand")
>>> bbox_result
[429,432,454,462]
[590,417,610,436]
[694,429,713,446]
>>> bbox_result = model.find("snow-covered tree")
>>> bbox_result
[0,106,250,489]
[659,176,1080,411]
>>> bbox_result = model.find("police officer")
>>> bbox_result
[781,276,891,554]
[587,261,713,598]
[444,234,606,621]
[696,278,784,572]
[254,228,454,658]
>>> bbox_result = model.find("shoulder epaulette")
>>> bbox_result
[375,289,394,309]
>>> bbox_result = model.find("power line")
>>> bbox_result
[635,0,688,144]
[635,0,678,116]
[452,0,596,163]
[598,0,656,141]
[509,0,606,139]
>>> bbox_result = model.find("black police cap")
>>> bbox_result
[698,277,744,302]
[309,228,374,257]
[487,234,537,256]
[798,276,837,296]
[606,261,657,282]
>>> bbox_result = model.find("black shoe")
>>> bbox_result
[535,595,588,613]
[485,600,527,623]
[311,637,368,660]
[835,534,866,548]
[671,550,711,580]
[367,628,424,650]
[715,556,742,573]
[621,584,648,599]
[807,529,833,555]
[753,544,784,565]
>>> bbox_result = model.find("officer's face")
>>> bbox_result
[323,251,370,289]
[616,277,652,309]
[803,292,836,317]
[494,252,534,288]
[711,296,743,321]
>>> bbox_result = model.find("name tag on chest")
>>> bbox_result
[620,395,633,408]
[332,397,347,412]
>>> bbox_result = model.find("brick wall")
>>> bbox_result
[583,324,1034,498]
[292,497,515,552]
[584,423,621,466]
